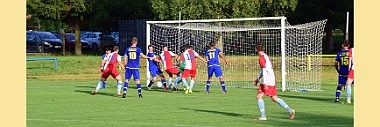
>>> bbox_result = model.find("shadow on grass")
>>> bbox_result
[74,90,115,97]
[180,108,251,118]
[279,94,334,103]
[75,86,96,89]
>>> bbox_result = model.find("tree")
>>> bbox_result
[27,0,95,55]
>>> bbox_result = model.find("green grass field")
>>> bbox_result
[26,55,353,127]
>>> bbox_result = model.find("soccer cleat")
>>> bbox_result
[117,91,122,96]
[289,109,296,120]
[92,91,97,95]
[254,117,267,121]
[206,91,209,94]
[185,86,190,94]
[189,90,193,94]
[335,99,339,102]
[138,93,143,98]
[343,101,352,104]
[223,91,228,94]
[164,87,169,90]
[122,93,127,98]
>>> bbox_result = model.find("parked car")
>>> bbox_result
[99,33,117,51]
[111,32,119,46]
[51,32,91,51]
[80,32,102,50]
[26,31,63,53]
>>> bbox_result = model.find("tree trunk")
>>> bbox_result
[324,24,334,53]
[74,18,82,55]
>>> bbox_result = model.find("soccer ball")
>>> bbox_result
[156,82,162,88]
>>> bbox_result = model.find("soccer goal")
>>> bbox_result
[146,16,327,92]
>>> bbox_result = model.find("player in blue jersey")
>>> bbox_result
[146,45,169,90]
[334,40,353,102]
[205,42,228,94]
[99,47,112,90]
[123,37,152,98]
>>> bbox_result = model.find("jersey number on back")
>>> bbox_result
[129,52,137,59]
[209,52,216,59]
[341,56,349,66]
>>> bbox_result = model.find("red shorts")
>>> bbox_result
[165,67,180,76]
[258,84,277,96]
[348,70,354,79]
[102,69,120,79]
[182,69,196,78]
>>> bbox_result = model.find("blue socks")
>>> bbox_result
[102,81,107,90]
[346,86,352,100]
[277,98,292,113]
[206,81,210,92]
[257,99,266,118]
[336,86,342,99]
[221,81,226,92]
[162,79,167,88]
[123,82,129,93]
[137,84,142,94]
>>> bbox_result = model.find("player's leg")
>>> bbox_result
[111,70,123,96]
[206,66,213,94]
[101,78,107,90]
[188,70,197,93]
[267,86,295,120]
[123,68,132,98]
[254,85,266,120]
[215,66,226,94]
[133,69,143,98]
[335,75,346,102]
[170,68,180,90]
[147,69,157,90]
[93,72,108,95]
[166,70,174,90]
[182,69,191,94]
[158,72,168,90]
[345,70,354,104]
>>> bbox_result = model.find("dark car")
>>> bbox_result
[99,33,117,51]
[51,32,91,51]
[26,31,63,53]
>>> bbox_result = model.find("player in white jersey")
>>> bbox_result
[344,47,354,104]
[253,42,295,121]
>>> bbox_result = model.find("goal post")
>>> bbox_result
[146,16,327,92]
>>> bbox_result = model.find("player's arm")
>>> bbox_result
[124,50,128,66]
[254,57,267,90]
[100,59,106,72]
[117,55,125,70]
[348,49,352,71]
[179,53,185,65]
[334,54,340,73]
[219,51,228,65]
[194,51,207,63]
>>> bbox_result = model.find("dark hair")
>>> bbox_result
[185,44,190,49]
[255,42,264,52]
[148,45,153,48]
[113,46,119,51]
[342,40,350,47]
[106,47,112,51]
[209,42,215,47]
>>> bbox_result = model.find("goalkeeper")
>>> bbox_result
[174,47,189,91]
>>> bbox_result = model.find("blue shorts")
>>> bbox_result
[149,67,163,78]
[125,68,140,81]
[208,66,223,78]
[338,75,354,85]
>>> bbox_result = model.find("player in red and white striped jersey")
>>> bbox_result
[180,44,207,94]
[158,46,180,90]
[253,42,295,121]
[345,47,354,104]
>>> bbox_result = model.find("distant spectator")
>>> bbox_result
[26,14,32,20]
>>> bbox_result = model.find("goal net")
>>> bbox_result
[146,17,327,92]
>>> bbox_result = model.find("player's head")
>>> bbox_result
[185,44,190,50]
[113,46,119,53]
[255,42,265,53]
[163,46,168,51]
[148,45,154,52]
[342,40,350,50]
[209,42,215,48]
[105,47,112,54]
[131,37,138,45]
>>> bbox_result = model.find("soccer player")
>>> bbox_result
[205,42,228,94]
[92,46,125,96]
[180,44,208,94]
[146,45,168,90]
[344,47,354,104]
[253,42,295,120]
[158,46,180,90]
[334,40,352,102]
[100,47,112,90]
[123,37,152,98]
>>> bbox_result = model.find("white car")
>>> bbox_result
[80,32,101,50]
